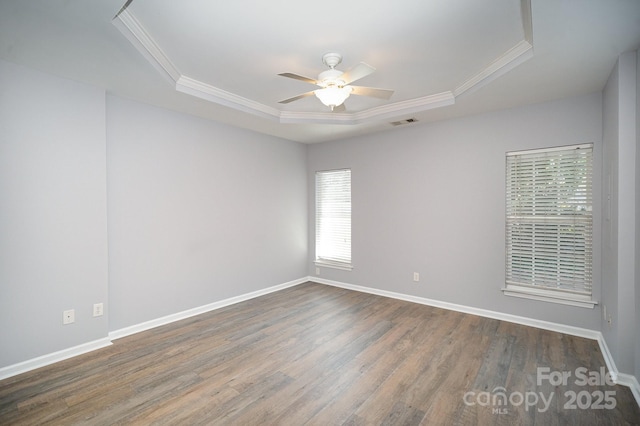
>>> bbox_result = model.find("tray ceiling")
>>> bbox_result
[1,0,639,143]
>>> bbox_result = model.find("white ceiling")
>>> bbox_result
[1,0,639,143]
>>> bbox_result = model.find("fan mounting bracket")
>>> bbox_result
[322,52,342,69]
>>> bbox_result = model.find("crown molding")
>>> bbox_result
[112,10,180,83]
[278,110,355,125]
[354,91,456,122]
[176,76,281,120]
[453,39,533,98]
[113,0,533,126]
[521,0,533,44]
[279,91,455,125]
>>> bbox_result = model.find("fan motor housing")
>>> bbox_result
[318,68,345,87]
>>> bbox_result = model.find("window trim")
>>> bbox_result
[314,259,353,271]
[502,143,596,309]
[502,285,597,308]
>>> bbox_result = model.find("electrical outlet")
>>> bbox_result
[93,303,104,317]
[63,309,75,325]
[413,272,420,282]
[316,267,320,275]
[603,305,613,327]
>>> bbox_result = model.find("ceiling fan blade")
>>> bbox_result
[278,91,316,104]
[350,86,394,100]
[332,104,346,113]
[341,62,375,84]
[278,73,318,85]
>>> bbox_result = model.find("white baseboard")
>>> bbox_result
[109,277,308,340]
[0,338,112,381]
[0,277,308,381]
[3,275,638,411]
[310,277,600,339]
[617,373,640,408]
[309,276,640,408]
[596,333,619,382]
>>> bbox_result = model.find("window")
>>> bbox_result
[503,144,595,308]
[315,169,352,270]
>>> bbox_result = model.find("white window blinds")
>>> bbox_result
[504,144,594,307]
[315,169,352,270]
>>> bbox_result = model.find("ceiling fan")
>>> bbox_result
[278,53,394,111]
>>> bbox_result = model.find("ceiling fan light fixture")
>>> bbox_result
[314,85,352,109]
[278,52,393,109]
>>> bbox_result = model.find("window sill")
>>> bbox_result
[502,285,597,309]
[315,260,352,271]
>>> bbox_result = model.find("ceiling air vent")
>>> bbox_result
[389,118,419,126]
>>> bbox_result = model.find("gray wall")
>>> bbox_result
[0,59,109,367]
[0,58,307,369]
[308,92,603,330]
[602,50,638,376]
[602,59,620,364]
[106,96,308,331]
[636,48,640,386]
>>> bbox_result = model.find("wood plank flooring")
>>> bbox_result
[1,282,639,425]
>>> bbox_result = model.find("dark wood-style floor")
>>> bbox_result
[1,282,639,425]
